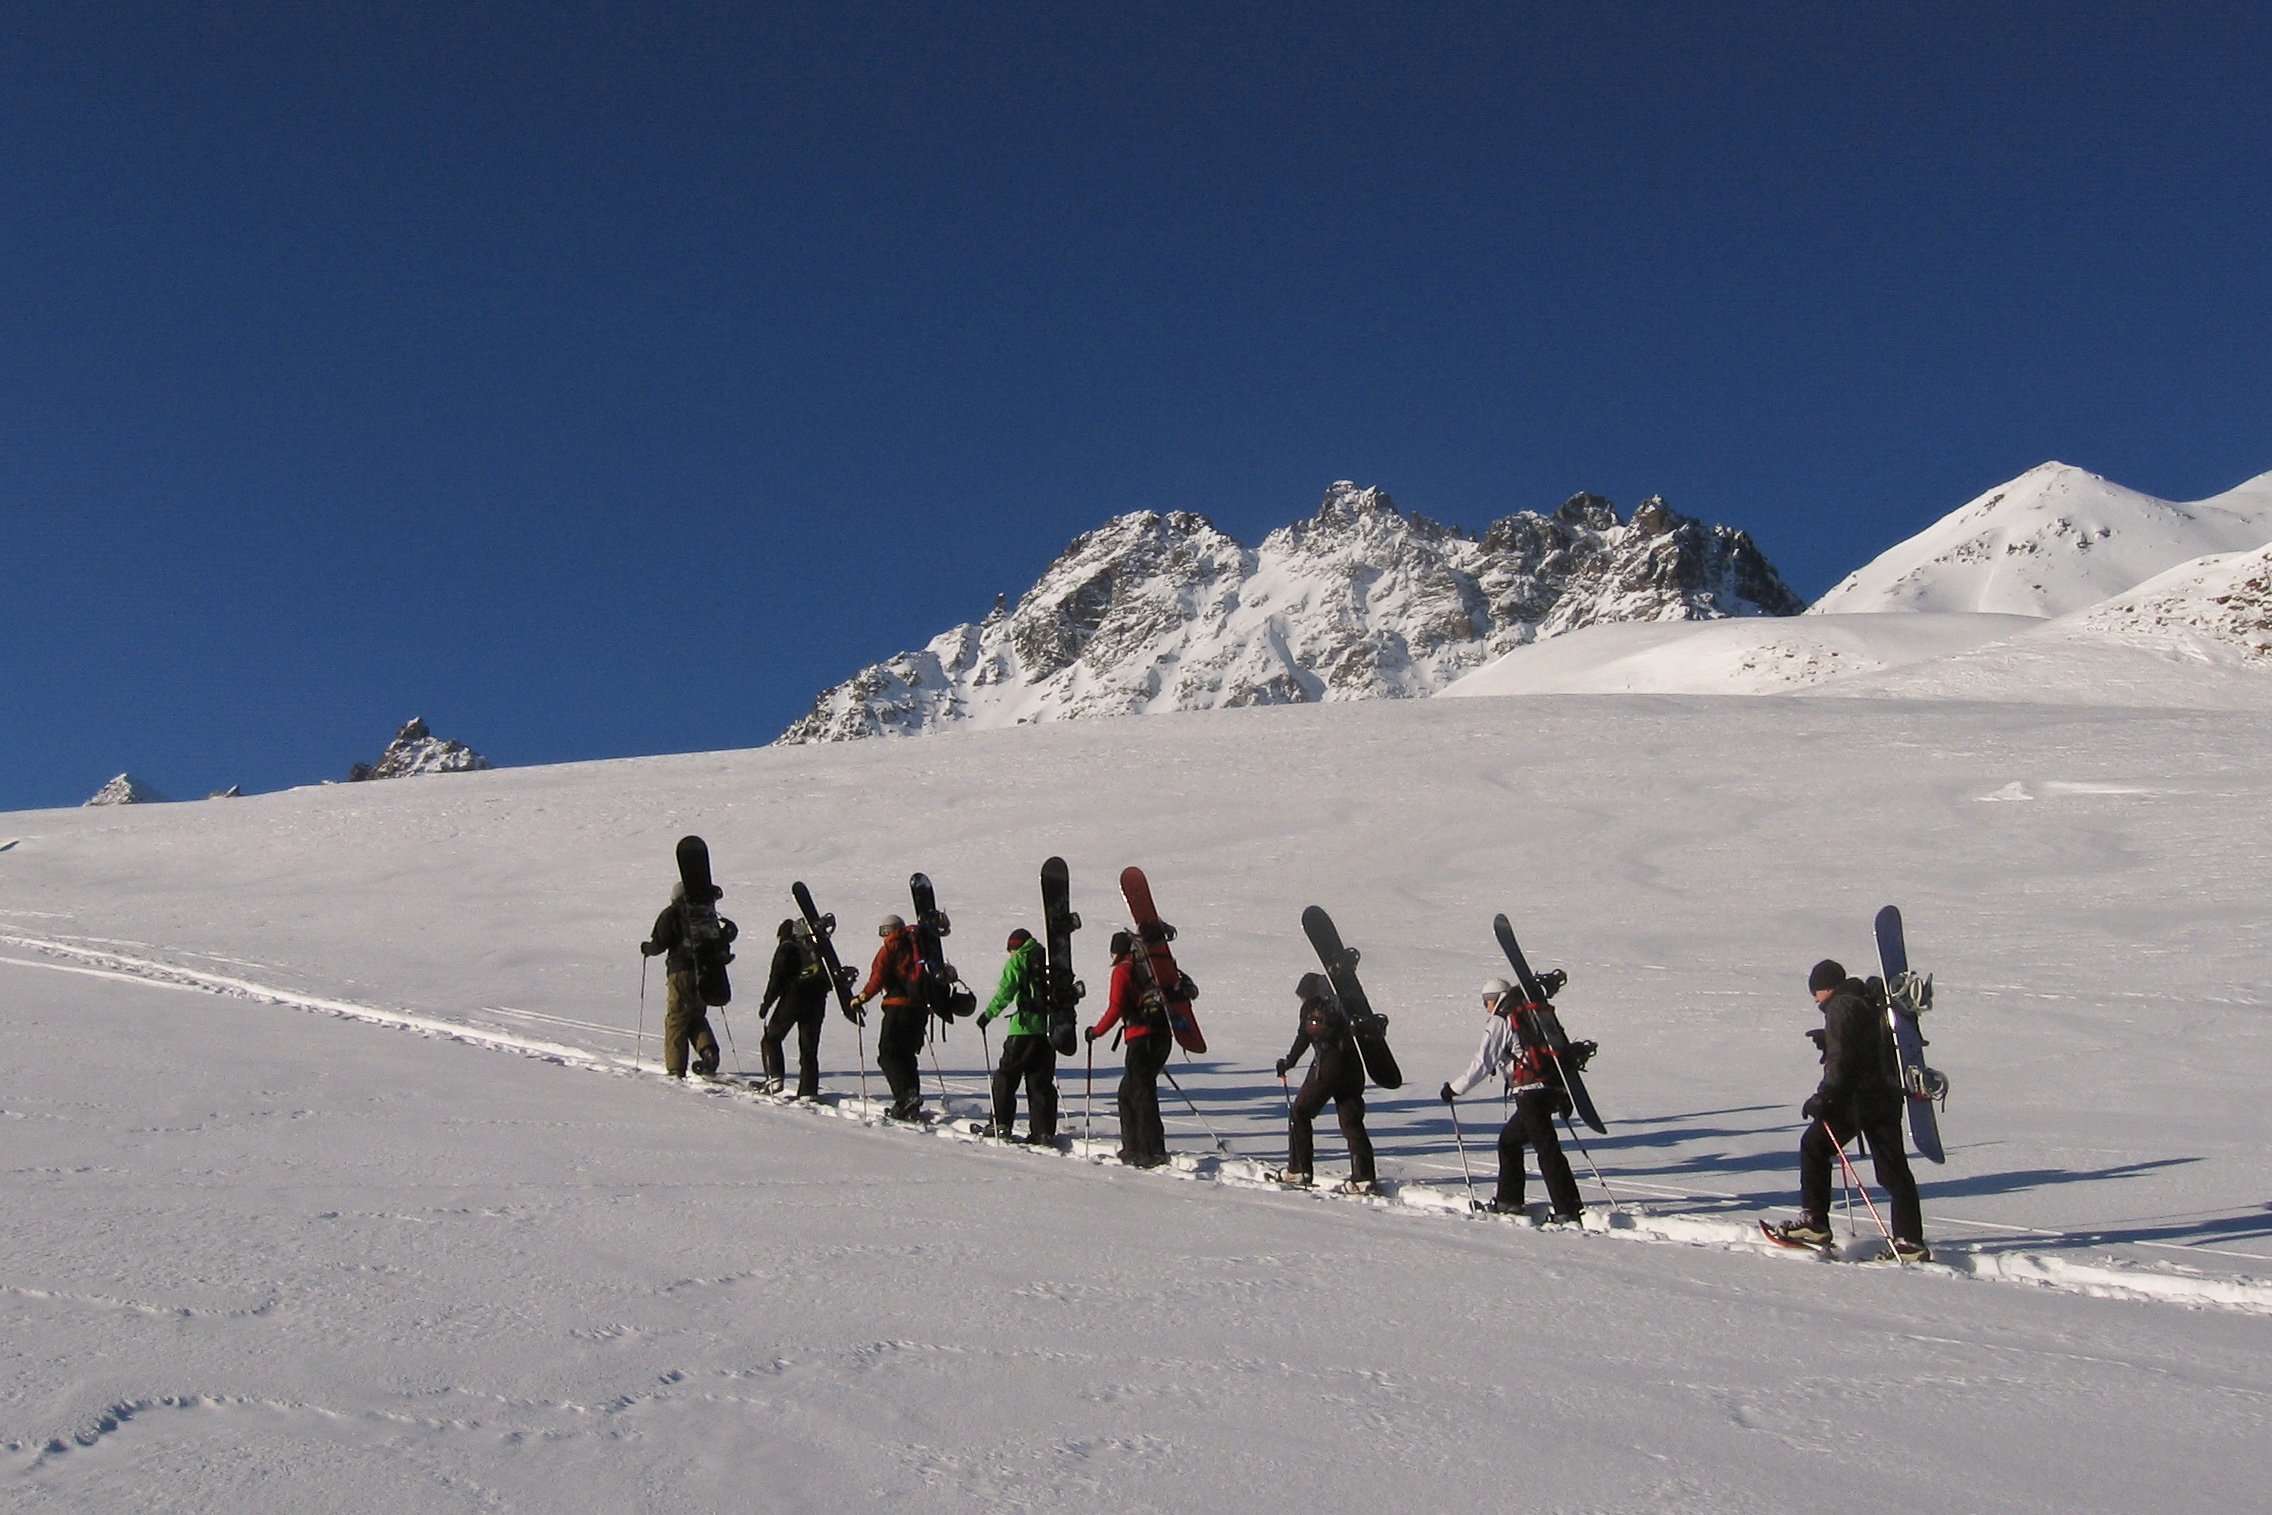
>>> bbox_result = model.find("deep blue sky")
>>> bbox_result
[4,3,2268,810]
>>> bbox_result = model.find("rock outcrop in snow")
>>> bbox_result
[85,773,170,806]
[779,482,1802,743]
[1810,462,2272,618]
[2072,540,2272,666]
[347,718,493,781]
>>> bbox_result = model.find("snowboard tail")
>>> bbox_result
[1040,857,1084,1057]
[1120,866,1205,1054]
[790,881,861,1019]
[674,835,735,1006]
[1297,906,1404,1089]
[1491,913,1603,1133]
[1874,906,1947,1165]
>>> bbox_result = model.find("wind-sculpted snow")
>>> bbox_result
[1812,460,2272,617]
[779,482,1802,742]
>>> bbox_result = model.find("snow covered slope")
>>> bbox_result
[1440,611,2040,697]
[1812,461,2272,617]
[779,482,1802,742]
[6,695,2271,1510]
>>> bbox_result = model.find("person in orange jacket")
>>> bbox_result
[850,913,927,1120]
[1086,931,1169,1167]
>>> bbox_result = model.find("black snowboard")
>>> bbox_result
[790,880,861,1019]
[1297,906,1404,1089]
[909,873,975,1023]
[1874,906,1947,1165]
[674,835,735,1006]
[1040,856,1084,1057]
[1491,914,1604,1133]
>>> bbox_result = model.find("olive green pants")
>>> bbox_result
[664,970,720,1078]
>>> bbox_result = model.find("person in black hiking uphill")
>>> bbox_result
[976,927,1057,1144]
[1085,931,1168,1167]
[1771,960,1929,1260]
[850,913,926,1120]
[1276,972,1379,1194]
[1440,976,1583,1223]
[756,918,832,1098]
[639,881,730,1079]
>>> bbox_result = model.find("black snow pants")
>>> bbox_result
[990,1033,1059,1140]
[1116,1031,1170,1164]
[877,1003,927,1115]
[1801,1099,1923,1243]
[1498,1087,1582,1217]
[1288,1047,1375,1183]
[761,986,828,1097]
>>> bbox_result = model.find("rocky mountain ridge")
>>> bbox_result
[347,718,492,781]
[779,482,1802,743]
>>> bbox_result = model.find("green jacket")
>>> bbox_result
[980,940,1048,1036]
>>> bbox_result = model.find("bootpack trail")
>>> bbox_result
[4,925,2265,1318]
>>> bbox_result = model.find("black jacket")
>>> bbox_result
[1814,977,1901,1116]
[759,937,830,1016]
[1283,990,1363,1089]
[645,900,737,976]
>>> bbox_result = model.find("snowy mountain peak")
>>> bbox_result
[84,773,170,806]
[778,481,1803,744]
[347,718,493,781]
[1811,461,2272,618]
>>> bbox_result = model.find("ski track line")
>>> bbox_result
[6,932,2270,1319]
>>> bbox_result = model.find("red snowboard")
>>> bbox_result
[1119,866,1206,1054]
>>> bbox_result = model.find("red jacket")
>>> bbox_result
[860,928,921,1008]
[1087,960,1158,1041]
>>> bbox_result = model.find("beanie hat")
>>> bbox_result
[1808,959,1846,994]
[1109,930,1134,957]
[879,913,906,935]
[1006,927,1034,950]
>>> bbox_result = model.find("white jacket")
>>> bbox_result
[1448,1010,1548,1097]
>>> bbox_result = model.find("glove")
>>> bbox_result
[639,941,662,957]
[977,1011,994,1029]
[1439,1082,1457,1105]
[1274,1058,1290,1078]
[1802,1091,1828,1121]
[1084,1025,1101,1044]
[844,1003,867,1026]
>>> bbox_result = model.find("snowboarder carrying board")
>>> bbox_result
[1769,959,1929,1261]
[851,914,928,1120]
[1440,977,1583,1222]
[1275,972,1378,1193]
[638,876,735,1079]
[977,927,1058,1144]
[756,918,832,1097]
[1085,931,1170,1167]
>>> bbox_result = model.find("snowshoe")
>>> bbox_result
[974,1121,1021,1142]
[1331,1179,1380,1197]
[1763,1217,1835,1251]
[1266,1169,1314,1188]
[1888,1238,1933,1264]
[1541,1209,1584,1228]
[1482,1198,1525,1215]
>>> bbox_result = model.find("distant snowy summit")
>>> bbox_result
[346,717,492,781]
[1811,461,2272,618]
[84,773,170,806]
[779,482,1802,743]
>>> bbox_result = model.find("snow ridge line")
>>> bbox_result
[7,933,2269,1317]
[0,935,628,1074]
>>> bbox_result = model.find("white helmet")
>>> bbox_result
[1481,977,1511,1003]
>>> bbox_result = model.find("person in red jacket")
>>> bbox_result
[1085,931,1169,1167]
[850,913,926,1120]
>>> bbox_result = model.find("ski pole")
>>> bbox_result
[929,1034,951,1107]
[855,1013,869,1112]
[717,1007,740,1076]
[1159,1064,1229,1153]
[1546,1050,1620,1213]
[1279,1073,1293,1123]
[1823,1120,1895,1248]
[636,955,648,1071]
[1446,1095,1480,1210]
[1085,1040,1095,1145]
[1837,1136,1855,1238]
[1557,1113,1622,1216]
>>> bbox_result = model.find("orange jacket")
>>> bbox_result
[860,927,922,1008]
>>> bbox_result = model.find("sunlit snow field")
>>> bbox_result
[5,693,2269,1512]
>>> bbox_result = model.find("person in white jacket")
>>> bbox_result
[1439,977,1582,1221]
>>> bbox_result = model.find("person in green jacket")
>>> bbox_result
[977,928,1058,1144]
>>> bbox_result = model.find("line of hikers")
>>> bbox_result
[639,877,1927,1259]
